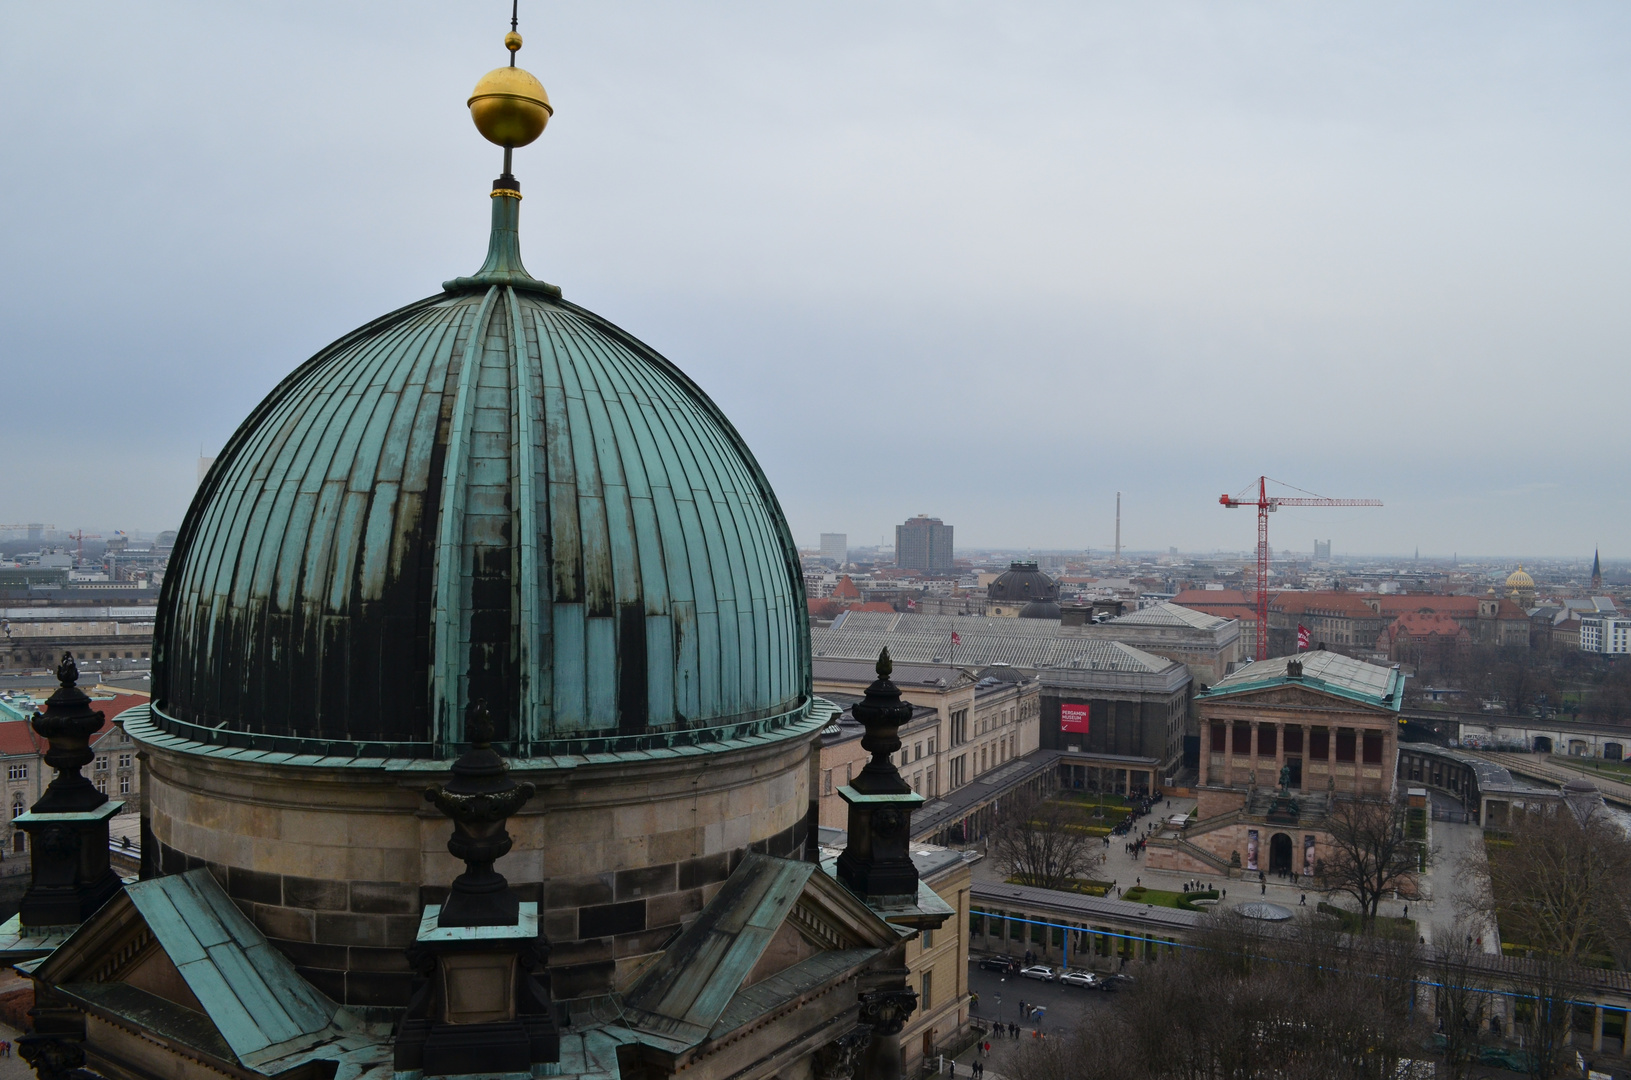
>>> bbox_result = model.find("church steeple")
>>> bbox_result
[1592,548,1603,591]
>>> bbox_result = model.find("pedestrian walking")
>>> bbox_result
[1299,893,1306,906]
[1261,882,1266,895]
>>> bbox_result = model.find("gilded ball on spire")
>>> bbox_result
[468,33,552,149]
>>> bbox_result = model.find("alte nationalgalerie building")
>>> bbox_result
[1146,651,1405,879]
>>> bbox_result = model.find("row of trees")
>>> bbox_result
[1418,641,1631,721]
[1012,914,1425,1080]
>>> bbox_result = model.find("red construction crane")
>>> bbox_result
[1219,477,1381,660]
[67,530,102,567]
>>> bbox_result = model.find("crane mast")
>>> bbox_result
[1219,477,1382,660]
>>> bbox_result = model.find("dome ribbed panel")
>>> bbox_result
[524,300,806,741]
[157,297,475,746]
[152,287,809,758]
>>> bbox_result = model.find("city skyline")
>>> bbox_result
[3,5,1629,554]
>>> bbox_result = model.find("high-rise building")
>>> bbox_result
[1314,539,1332,561]
[896,515,954,572]
[819,532,847,566]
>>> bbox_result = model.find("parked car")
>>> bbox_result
[1019,965,1056,982]
[1059,970,1097,989]
[978,956,1019,973]
[1096,973,1134,992]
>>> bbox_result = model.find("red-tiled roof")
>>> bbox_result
[0,722,46,757]
[832,576,862,600]
[1272,592,1378,617]
[0,692,147,757]
[1173,589,1252,606]
[1375,594,1527,620]
[1383,611,1467,640]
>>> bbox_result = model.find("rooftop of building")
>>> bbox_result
[1200,650,1405,711]
[811,657,973,689]
[1385,611,1468,638]
[1106,601,1233,631]
[816,692,936,744]
[811,623,1176,674]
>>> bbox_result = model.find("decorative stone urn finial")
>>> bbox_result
[398,693,558,1076]
[17,652,123,927]
[424,699,537,927]
[836,650,924,905]
[849,649,914,797]
[31,653,108,814]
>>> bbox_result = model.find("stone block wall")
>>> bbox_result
[141,729,815,1010]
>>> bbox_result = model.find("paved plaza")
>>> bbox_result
[969,788,1501,952]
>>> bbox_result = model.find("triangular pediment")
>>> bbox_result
[1208,685,1386,714]
[619,854,890,1051]
[34,870,349,1075]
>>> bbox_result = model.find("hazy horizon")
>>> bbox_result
[3,4,1628,556]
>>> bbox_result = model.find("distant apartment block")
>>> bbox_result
[896,515,954,573]
[819,533,847,566]
[1314,539,1331,560]
[1581,615,1631,655]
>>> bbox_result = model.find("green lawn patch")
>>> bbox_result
[1007,876,1115,897]
[1120,887,1190,909]
[1315,902,1416,940]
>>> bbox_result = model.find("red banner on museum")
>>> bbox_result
[1060,703,1090,733]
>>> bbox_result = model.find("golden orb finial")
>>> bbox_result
[505,31,523,53]
[469,62,552,148]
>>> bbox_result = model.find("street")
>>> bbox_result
[967,961,1109,1035]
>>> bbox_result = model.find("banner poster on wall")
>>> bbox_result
[1304,835,1317,877]
[1246,829,1259,872]
[1060,702,1091,734]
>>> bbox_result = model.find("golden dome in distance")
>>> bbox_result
[468,32,552,149]
[1506,566,1535,590]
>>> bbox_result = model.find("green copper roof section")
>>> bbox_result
[1198,651,1405,712]
[443,189,561,297]
[152,186,811,758]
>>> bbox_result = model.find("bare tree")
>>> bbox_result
[1430,921,1494,1080]
[988,787,1103,891]
[1466,803,1631,966]
[1026,910,1425,1080]
[1514,956,1581,1080]
[1315,794,1423,924]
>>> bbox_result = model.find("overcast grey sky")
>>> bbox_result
[2,3,1627,558]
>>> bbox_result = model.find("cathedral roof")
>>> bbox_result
[986,561,1059,603]
[151,165,809,760]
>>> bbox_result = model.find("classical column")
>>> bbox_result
[1301,726,1310,790]
[1593,1005,1604,1052]
[1249,721,1260,785]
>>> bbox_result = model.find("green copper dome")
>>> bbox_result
[151,190,812,758]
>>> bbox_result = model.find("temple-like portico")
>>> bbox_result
[1147,651,1406,878]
